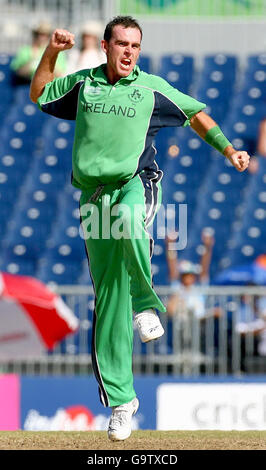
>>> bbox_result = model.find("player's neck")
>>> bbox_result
[104,64,121,85]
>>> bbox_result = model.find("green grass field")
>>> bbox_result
[0,430,266,450]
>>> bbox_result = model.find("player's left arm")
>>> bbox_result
[190,110,250,172]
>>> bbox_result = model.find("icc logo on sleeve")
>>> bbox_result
[84,85,102,96]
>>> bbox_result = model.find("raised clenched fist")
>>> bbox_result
[48,29,75,52]
[226,150,250,172]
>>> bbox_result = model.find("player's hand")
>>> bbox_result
[225,150,250,172]
[47,29,75,52]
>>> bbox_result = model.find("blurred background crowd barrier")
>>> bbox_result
[1,286,266,377]
[0,0,109,54]
[1,0,266,58]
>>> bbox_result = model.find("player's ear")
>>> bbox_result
[101,39,108,55]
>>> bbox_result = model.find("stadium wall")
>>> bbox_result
[1,374,266,431]
[140,20,266,65]
[1,0,266,59]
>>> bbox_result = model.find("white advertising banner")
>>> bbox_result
[157,383,266,431]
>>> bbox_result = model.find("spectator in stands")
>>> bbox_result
[66,21,106,74]
[10,22,66,85]
[164,230,223,360]
[235,288,266,371]
[166,229,216,319]
[257,119,266,157]
[165,230,224,360]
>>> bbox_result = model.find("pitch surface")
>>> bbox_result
[0,431,266,450]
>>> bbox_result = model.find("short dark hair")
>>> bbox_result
[104,15,142,42]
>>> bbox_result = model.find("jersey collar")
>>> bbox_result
[88,63,140,85]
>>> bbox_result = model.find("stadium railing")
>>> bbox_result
[1,286,266,377]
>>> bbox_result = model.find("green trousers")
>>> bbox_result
[80,172,166,407]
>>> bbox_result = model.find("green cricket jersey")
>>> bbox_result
[38,64,206,190]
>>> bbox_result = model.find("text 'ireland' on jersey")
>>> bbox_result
[37,64,206,190]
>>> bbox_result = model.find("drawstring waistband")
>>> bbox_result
[88,184,105,202]
[86,180,128,203]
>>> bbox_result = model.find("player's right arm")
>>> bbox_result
[30,29,75,103]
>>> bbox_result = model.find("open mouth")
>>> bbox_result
[120,58,131,70]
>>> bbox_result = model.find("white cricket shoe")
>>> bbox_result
[108,397,139,441]
[134,308,164,343]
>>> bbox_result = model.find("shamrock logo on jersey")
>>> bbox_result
[128,88,144,104]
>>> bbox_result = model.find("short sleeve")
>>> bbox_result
[172,88,206,127]
[152,76,206,128]
[37,72,86,120]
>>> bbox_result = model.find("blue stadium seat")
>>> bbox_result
[243,68,266,89]
[158,54,194,93]
[0,260,36,276]
[60,184,81,208]
[0,169,23,191]
[197,86,230,104]
[151,261,168,286]
[56,205,81,227]
[159,54,194,76]
[137,55,152,73]
[34,154,72,176]
[4,100,47,133]
[247,54,266,72]
[50,221,83,248]
[36,259,83,285]
[41,117,75,142]
[44,240,85,263]
[0,152,29,172]
[217,154,266,273]
[236,85,266,108]
[0,54,13,101]
[0,134,34,159]
[12,85,31,104]
[203,54,237,79]
[21,189,59,210]
[198,78,233,97]
[200,69,234,85]
[196,86,231,123]
[78,265,93,285]
[26,168,68,193]
[0,54,14,114]
[0,53,13,69]
[0,242,37,266]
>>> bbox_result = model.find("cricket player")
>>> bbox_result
[30,16,250,441]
